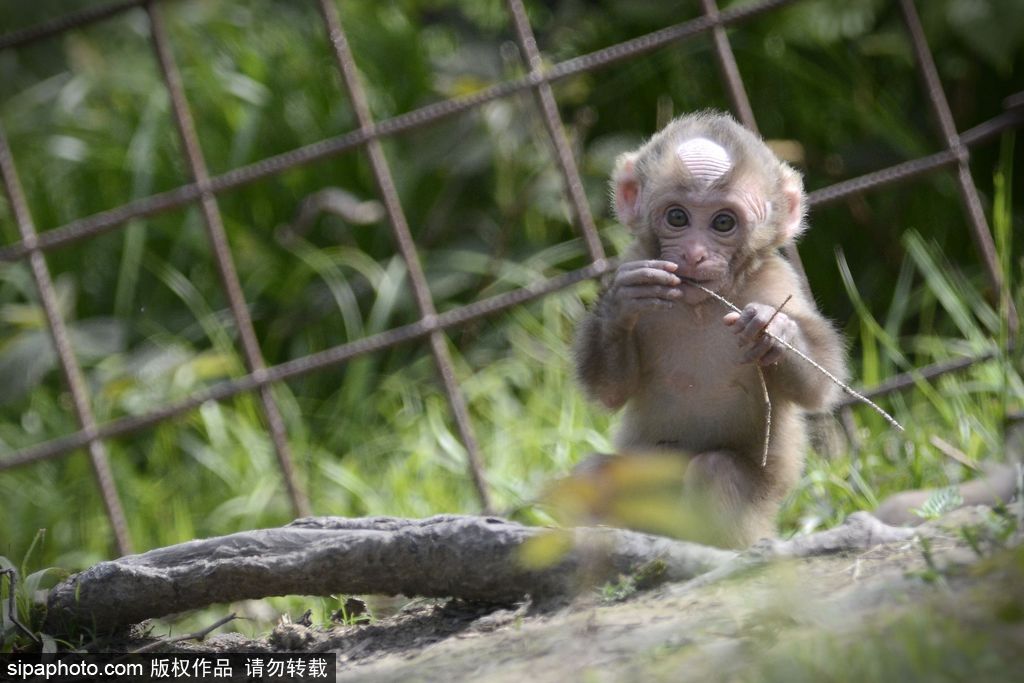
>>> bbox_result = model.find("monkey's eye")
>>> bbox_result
[665,207,689,228]
[711,212,737,233]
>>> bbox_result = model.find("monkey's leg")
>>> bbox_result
[684,450,775,548]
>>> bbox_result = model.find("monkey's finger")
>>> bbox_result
[615,266,682,288]
[739,308,792,343]
[758,345,785,366]
[741,334,775,364]
[735,303,764,327]
[616,261,679,281]
[724,309,756,336]
[619,259,679,273]
[723,310,768,335]
[733,312,772,343]
[758,314,798,349]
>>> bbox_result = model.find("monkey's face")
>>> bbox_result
[647,185,764,304]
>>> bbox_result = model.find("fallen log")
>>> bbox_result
[44,515,732,634]
[44,513,914,635]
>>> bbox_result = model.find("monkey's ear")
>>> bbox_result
[777,164,807,242]
[612,152,642,229]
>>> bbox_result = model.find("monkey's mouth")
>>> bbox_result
[678,276,720,292]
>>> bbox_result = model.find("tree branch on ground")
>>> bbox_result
[45,513,915,635]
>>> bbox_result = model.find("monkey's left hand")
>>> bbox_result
[723,303,799,366]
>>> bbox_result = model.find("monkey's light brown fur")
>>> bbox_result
[575,112,848,548]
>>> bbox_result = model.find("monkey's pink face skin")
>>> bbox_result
[648,188,766,303]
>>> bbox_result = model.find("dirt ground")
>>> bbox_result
[129,506,1023,682]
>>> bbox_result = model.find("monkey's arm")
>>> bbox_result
[574,300,642,411]
[764,308,847,410]
[726,302,847,410]
[726,259,847,411]
[575,260,682,410]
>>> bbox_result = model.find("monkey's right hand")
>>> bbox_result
[602,260,683,329]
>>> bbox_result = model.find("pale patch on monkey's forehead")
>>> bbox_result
[675,137,732,186]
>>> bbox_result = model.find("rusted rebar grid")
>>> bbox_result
[0,130,132,556]
[146,2,309,518]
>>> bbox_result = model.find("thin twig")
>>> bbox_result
[759,294,793,338]
[685,280,905,432]
[755,365,770,467]
[755,295,792,468]
[130,613,238,653]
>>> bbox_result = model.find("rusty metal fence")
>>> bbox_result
[0,0,1019,556]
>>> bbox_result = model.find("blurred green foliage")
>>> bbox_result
[0,0,1021,572]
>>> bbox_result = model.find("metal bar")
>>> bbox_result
[0,128,133,556]
[960,102,1024,146]
[0,260,613,472]
[808,148,959,207]
[505,0,605,264]
[836,351,996,407]
[315,0,493,513]
[0,0,802,263]
[699,0,757,132]
[0,184,200,261]
[0,0,160,51]
[146,2,309,517]
[898,0,1018,333]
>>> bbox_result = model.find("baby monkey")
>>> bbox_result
[575,111,847,548]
